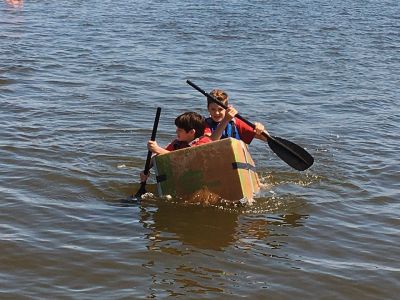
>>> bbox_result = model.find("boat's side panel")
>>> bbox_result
[154,138,260,201]
[231,140,261,199]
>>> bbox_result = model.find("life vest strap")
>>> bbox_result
[205,117,240,140]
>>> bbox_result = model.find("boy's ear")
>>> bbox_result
[190,129,196,135]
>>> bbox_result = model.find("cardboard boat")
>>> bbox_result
[154,138,260,202]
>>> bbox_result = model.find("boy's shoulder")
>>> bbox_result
[189,135,212,147]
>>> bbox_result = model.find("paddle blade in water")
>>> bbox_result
[133,182,147,199]
[121,183,146,204]
[267,136,314,171]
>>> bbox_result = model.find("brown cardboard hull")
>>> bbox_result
[154,138,260,202]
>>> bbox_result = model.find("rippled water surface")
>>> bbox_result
[1,0,399,299]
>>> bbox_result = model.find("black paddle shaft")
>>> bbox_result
[186,80,314,171]
[143,107,162,176]
[133,107,161,199]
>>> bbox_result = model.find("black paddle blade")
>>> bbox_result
[267,136,314,171]
[122,183,146,204]
[133,182,147,199]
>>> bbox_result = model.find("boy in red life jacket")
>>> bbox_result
[204,89,268,144]
[140,111,212,182]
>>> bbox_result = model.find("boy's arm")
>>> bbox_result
[209,118,230,141]
[148,140,170,155]
[236,119,267,144]
[209,105,238,141]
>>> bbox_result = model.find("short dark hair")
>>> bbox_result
[175,112,205,138]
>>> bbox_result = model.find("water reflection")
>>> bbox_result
[5,0,23,8]
[136,198,309,297]
[235,213,308,252]
[138,196,309,252]
[267,213,308,227]
[140,201,239,251]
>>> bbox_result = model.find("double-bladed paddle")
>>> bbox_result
[186,80,314,171]
[126,107,161,203]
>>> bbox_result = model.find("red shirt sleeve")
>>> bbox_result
[204,122,212,136]
[192,135,212,146]
[165,143,174,151]
[234,118,256,144]
[165,136,211,151]
[196,135,212,146]
[165,139,177,151]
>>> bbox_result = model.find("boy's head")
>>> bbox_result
[207,89,229,123]
[175,112,205,142]
[207,89,229,107]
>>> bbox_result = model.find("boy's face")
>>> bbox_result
[208,103,225,122]
[176,127,195,142]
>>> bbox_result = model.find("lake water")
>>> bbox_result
[1,0,399,299]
